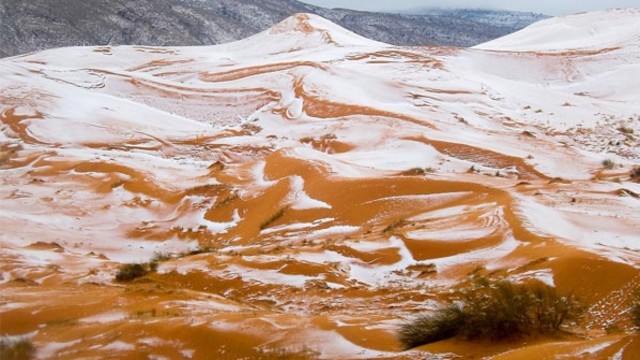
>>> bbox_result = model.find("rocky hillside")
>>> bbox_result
[0,0,545,57]
[410,8,549,29]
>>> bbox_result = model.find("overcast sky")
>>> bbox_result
[299,0,640,15]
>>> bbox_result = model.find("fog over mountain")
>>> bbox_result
[301,0,640,15]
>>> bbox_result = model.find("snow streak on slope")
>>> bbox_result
[1,11,640,360]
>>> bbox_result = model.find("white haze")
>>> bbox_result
[300,0,640,15]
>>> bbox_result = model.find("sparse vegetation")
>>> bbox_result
[132,308,157,318]
[602,159,615,169]
[631,290,640,329]
[618,126,634,135]
[254,346,319,360]
[399,306,466,349]
[383,219,406,233]
[398,279,582,349]
[401,167,436,176]
[260,207,287,230]
[0,338,35,360]
[402,167,426,175]
[406,263,437,277]
[184,246,217,256]
[150,252,172,263]
[114,263,150,282]
[455,115,468,124]
[631,167,640,182]
[606,323,623,334]
[459,280,581,339]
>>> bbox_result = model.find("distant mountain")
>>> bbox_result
[0,0,546,57]
[409,8,549,29]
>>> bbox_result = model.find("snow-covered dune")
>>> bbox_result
[475,9,640,51]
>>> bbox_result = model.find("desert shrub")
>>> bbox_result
[618,126,634,135]
[150,252,172,263]
[254,346,319,359]
[398,279,582,349]
[633,306,640,329]
[383,219,406,233]
[260,207,287,230]
[148,261,159,272]
[115,263,149,282]
[398,306,466,349]
[460,280,581,340]
[402,167,436,176]
[602,159,615,169]
[631,290,640,329]
[184,247,217,256]
[0,338,35,360]
[606,324,624,334]
[631,167,640,182]
[401,167,426,176]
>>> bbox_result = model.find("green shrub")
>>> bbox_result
[115,263,149,282]
[398,306,465,349]
[398,279,582,349]
[459,280,581,340]
[0,338,35,360]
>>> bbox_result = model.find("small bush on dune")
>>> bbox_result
[398,306,466,349]
[459,280,581,340]
[0,338,35,360]
[631,290,640,329]
[115,263,149,282]
[602,159,615,170]
[618,126,634,135]
[631,167,640,182]
[150,252,172,263]
[260,207,287,230]
[398,279,582,349]
[254,346,319,360]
